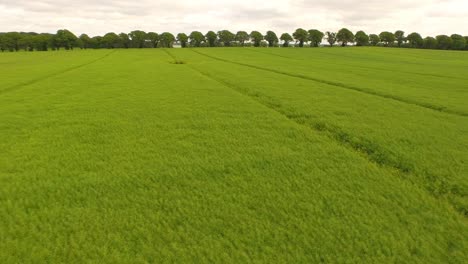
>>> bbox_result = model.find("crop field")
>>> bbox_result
[1,47,467,263]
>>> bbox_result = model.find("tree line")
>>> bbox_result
[1,28,467,51]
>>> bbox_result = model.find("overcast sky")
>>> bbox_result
[0,0,467,37]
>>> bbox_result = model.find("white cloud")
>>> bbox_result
[0,0,466,36]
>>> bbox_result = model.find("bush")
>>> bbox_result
[172,60,186,64]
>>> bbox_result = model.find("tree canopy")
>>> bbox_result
[369,34,380,46]
[308,30,324,47]
[406,32,423,48]
[129,30,147,48]
[436,35,452,50]
[250,31,263,47]
[325,32,337,47]
[235,31,249,46]
[293,28,308,47]
[146,32,159,48]
[119,33,130,49]
[177,33,188,48]
[189,31,205,47]
[54,29,78,50]
[218,30,235,47]
[264,31,278,47]
[423,37,438,49]
[395,30,405,47]
[280,33,293,47]
[205,31,217,47]
[159,32,175,48]
[336,28,354,46]
[355,31,369,46]
[102,32,120,48]
[379,31,395,46]
[450,34,466,50]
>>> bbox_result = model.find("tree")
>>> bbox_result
[293,28,308,47]
[308,29,324,47]
[450,34,466,50]
[369,34,380,46]
[177,33,188,48]
[147,32,159,48]
[32,33,52,51]
[423,37,437,49]
[264,31,278,47]
[218,30,235,46]
[355,31,369,46]
[102,32,120,48]
[280,33,293,47]
[394,30,405,47]
[159,32,175,48]
[250,31,263,47]
[129,30,147,48]
[325,32,337,47]
[235,31,249,46]
[406,32,423,48]
[205,31,217,47]
[119,33,130,49]
[0,33,6,51]
[336,28,354,46]
[90,36,103,49]
[128,30,146,48]
[2,32,21,51]
[465,36,468,50]
[379,31,395,46]
[19,34,35,51]
[53,29,78,50]
[189,31,205,47]
[0,34,4,51]
[436,35,452,50]
[79,34,91,49]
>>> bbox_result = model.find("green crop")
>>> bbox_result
[1,48,467,263]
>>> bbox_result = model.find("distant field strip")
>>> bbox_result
[0,50,115,95]
[190,64,412,171]
[244,48,297,60]
[174,48,467,215]
[191,49,468,117]
[177,48,468,216]
[245,48,468,81]
[187,62,465,216]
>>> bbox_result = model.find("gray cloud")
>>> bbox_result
[0,0,466,36]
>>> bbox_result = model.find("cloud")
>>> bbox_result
[0,0,467,36]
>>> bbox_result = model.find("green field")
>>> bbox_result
[1,47,467,263]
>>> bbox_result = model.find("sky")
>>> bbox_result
[0,0,467,37]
